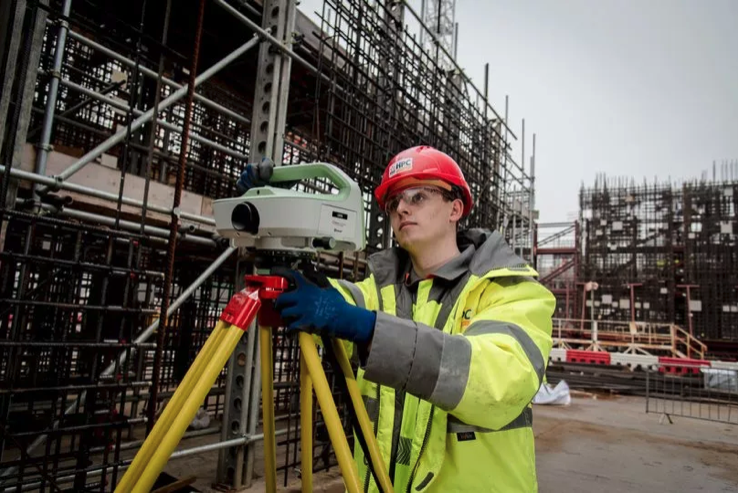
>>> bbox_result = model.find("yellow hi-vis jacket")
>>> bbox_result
[328,229,556,493]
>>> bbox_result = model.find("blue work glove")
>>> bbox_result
[271,267,376,345]
[236,157,274,194]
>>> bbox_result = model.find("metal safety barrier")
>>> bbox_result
[646,364,738,425]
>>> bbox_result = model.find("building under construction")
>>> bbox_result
[0,0,536,490]
[3,0,736,490]
[537,165,738,360]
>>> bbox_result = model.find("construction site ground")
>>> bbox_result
[164,394,738,492]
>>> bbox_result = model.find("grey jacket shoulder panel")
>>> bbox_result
[460,229,531,276]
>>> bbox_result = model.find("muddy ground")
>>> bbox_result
[533,394,738,492]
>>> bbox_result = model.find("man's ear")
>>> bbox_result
[449,199,464,223]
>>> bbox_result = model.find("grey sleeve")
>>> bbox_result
[362,312,472,410]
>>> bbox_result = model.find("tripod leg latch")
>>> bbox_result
[220,287,261,330]
[220,275,289,329]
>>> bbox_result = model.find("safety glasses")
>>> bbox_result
[384,186,448,214]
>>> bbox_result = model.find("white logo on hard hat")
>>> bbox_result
[388,158,413,178]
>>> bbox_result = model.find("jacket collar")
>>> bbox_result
[403,245,475,287]
[368,228,531,288]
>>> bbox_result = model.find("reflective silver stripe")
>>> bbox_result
[408,272,472,407]
[337,279,365,308]
[363,313,473,412]
[447,407,532,434]
[399,269,472,410]
[427,335,472,410]
[363,312,417,390]
[396,436,412,465]
[405,326,444,399]
[465,320,545,385]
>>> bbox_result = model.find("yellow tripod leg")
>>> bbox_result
[298,332,362,493]
[131,325,245,493]
[300,351,313,493]
[331,339,394,493]
[116,321,227,492]
[260,325,278,493]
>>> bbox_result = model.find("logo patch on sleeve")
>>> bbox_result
[388,157,413,177]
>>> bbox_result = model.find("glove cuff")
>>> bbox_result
[341,304,376,345]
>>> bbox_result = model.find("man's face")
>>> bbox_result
[385,186,463,253]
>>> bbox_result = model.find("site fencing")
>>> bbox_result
[646,364,738,425]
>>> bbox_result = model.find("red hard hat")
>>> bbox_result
[374,146,474,217]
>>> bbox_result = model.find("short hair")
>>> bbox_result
[442,185,466,206]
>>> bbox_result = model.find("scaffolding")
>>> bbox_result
[535,221,579,319]
[0,0,536,490]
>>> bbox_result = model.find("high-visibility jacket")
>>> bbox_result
[328,228,556,493]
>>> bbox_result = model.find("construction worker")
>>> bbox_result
[238,145,556,492]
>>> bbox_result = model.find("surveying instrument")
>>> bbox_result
[115,163,393,492]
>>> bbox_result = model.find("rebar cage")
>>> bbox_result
[0,0,535,490]
[578,173,738,349]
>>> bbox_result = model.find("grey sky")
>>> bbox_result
[297,0,738,223]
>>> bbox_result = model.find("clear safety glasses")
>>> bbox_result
[384,186,450,215]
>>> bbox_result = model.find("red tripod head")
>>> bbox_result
[218,275,289,329]
[245,275,289,328]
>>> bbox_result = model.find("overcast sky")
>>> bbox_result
[297,0,738,223]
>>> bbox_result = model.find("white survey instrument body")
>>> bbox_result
[212,163,366,253]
